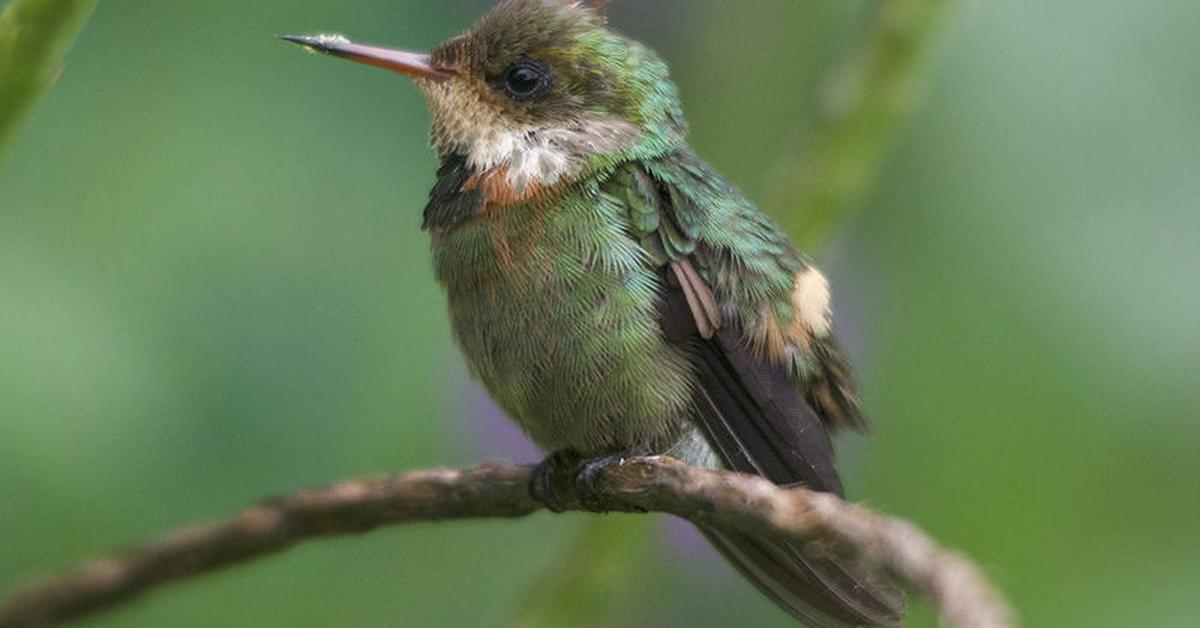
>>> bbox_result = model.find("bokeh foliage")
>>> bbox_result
[1,1,1197,626]
[0,0,96,157]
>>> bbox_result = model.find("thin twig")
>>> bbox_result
[769,0,953,250]
[0,0,97,158]
[0,457,1014,628]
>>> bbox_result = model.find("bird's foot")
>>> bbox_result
[530,449,646,513]
[530,450,581,513]
[574,451,640,513]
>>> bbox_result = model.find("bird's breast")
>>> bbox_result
[428,188,695,455]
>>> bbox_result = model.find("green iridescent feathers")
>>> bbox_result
[430,171,695,455]
[603,154,868,433]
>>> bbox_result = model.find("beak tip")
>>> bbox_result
[277,34,310,46]
[277,33,351,54]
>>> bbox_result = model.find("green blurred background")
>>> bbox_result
[2,0,1198,626]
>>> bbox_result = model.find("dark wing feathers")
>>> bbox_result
[810,339,872,434]
[665,269,903,627]
[671,260,721,339]
[618,158,905,627]
[698,325,842,493]
[423,153,483,231]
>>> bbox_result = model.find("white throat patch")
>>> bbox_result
[466,120,640,193]
[421,80,639,195]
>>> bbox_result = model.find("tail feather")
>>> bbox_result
[702,527,905,627]
[686,328,906,626]
[658,261,906,625]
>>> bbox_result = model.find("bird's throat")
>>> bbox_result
[459,119,640,194]
[463,166,548,210]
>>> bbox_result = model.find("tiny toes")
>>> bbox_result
[574,452,633,512]
[530,450,580,512]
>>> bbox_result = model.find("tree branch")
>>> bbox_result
[0,0,97,159]
[0,457,1013,628]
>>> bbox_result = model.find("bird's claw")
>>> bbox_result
[573,452,631,512]
[530,450,579,513]
[530,450,642,513]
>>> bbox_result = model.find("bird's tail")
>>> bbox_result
[700,526,905,627]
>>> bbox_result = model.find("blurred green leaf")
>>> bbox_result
[0,0,96,158]
[766,0,953,250]
[514,517,655,628]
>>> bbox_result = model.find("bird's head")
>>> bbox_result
[283,0,687,200]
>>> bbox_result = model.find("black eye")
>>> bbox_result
[502,58,551,101]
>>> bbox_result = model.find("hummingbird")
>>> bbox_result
[282,1,903,625]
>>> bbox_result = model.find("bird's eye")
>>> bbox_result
[502,58,551,101]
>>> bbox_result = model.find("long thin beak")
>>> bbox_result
[278,34,453,81]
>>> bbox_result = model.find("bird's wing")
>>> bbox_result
[607,155,905,627]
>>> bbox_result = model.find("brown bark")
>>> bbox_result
[0,457,1014,628]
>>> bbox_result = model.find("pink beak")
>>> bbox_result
[279,34,453,81]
